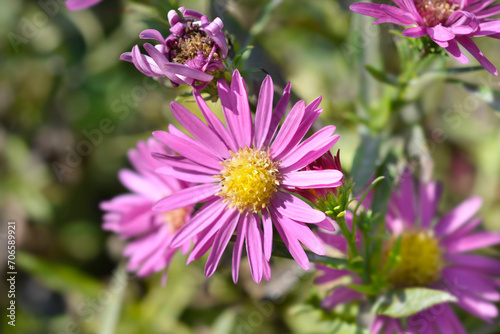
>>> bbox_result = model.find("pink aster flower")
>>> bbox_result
[101,138,193,279]
[151,70,343,283]
[66,0,102,11]
[350,0,500,75]
[292,150,343,203]
[120,7,228,88]
[317,173,500,333]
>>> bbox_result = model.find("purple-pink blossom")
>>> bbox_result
[101,138,193,280]
[350,0,500,75]
[316,173,500,333]
[120,7,228,88]
[66,0,102,11]
[150,70,343,283]
[292,150,343,203]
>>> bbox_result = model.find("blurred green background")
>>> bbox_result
[1,0,500,333]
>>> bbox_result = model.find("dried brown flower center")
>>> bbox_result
[170,23,220,64]
[415,0,458,26]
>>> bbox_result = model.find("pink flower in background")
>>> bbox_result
[101,138,193,279]
[151,70,343,283]
[66,0,102,11]
[350,0,500,75]
[120,7,228,88]
[316,174,500,333]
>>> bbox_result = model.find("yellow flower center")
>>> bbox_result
[216,147,281,213]
[163,207,190,233]
[415,0,458,26]
[387,229,444,287]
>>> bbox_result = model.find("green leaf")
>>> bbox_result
[430,66,484,75]
[351,133,381,196]
[449,79,500,112]
[374,287,457,318]
[98,263,128,334]
[230,45,254,68]
[17,252,102,296]
[365,65,398,86]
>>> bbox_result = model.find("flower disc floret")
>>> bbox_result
[387,229,444,287]
[217,147,281,213]
[170,22,220,65]
[164,207,190,233]
[415,0,457,26]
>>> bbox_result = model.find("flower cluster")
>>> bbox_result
[350,0,500,75]
[120,7,228,88]
[98,5,500,334]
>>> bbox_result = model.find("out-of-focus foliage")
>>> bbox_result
[1,0,499,333]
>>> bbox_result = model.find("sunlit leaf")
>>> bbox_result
[374,287,457,318]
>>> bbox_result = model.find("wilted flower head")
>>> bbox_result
[121,7,228,88]
[316,172,500,333]
[350,0,500,75]
[101,138,193,280]
[151,70,342,283]
[66,0,102,11]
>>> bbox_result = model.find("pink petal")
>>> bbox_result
[280,127,340,173]
[205,210,240,277]
[153,153,219,175]
[139,29,165,43]
[66,0,102,11]
[270,210,310,270]
[321,286,361,310]
[444,253,500,276]
[153,130,221,170]
[456,36,498,76]
[443,266,500,301]
[170,102,230,159]
[272,191,326,223]
[153,183,218,211]
[193,90,238,152]
[155,166,215,183]
[445,231,500,253]
[419,181,442,228]
[434,196,482,237]
[253,75,274,149]
[261,208,273,261]
[170,199,226,247]
[457,293,498,322]
[282,169,343,189]
[232,214,247,283]
[263,83,291,148]
[403,26,428,38]
[246,214,264,283]
[445,39,470,64]
[270,100,305,159]
[118,169,163,200]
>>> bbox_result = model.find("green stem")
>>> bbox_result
[336,214,360,259]
[240,0,282,68]
[272,239,347,268]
